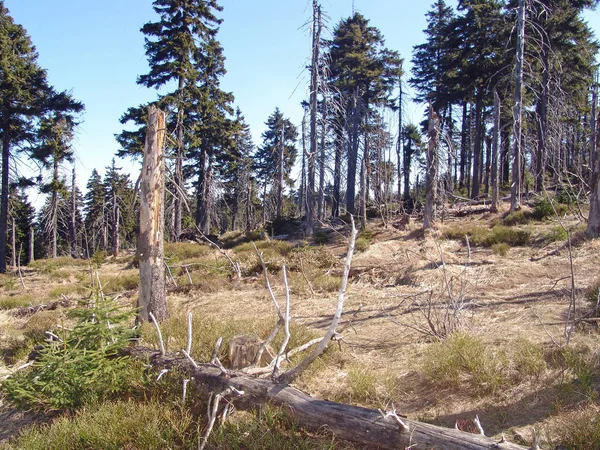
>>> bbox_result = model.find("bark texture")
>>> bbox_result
[137,106,167,322]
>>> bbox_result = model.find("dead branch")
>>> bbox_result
[278,215,358,385]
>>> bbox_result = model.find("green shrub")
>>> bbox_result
[532,198,555,220]
[3,400,195,450]
[90,251,106,268]
[313,231,332,245]
[552,405,600,450]
[2,295,138,412]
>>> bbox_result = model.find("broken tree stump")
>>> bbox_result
[227,335,274,369]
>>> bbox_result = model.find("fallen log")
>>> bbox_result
[128,347,528,450]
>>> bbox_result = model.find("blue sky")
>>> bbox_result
[5,0,600,200]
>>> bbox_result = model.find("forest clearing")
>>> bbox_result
[1,0,600,448]
[1,201,600,449]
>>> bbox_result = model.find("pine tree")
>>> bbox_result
[104,159,133,257]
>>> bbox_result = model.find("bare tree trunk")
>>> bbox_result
[396,79,403,200]
[174,75,185,242]
[535,46,549,192]
[306,0,321,236]
[510,0,526,213]
[300,112,307,217]
[318,97,327,221]
[471,92,483,199]
[137,106,167,323]
[347,87,360,214]
[28,227,34,264]
[360,158,367,230]
[112,190,119,257]
[277,124,285,219]
[332,123,342,217]
[245,183,252,233]
[51,159,59,259]
[491,91,501,213]
[11,217,16,271]
[587,110,600,237]
[424,104,439,230]
[70,167,77,257]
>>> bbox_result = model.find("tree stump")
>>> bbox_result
[228,335,273,369]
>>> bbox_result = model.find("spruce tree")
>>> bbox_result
[254,108,298,222]
[0,3,63,272]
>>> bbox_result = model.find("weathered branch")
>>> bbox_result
[278,215,358,385]
[127,347,527,450]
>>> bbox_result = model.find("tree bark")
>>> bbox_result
[491,91,501,213]
[28,227,34,264]
[510,0,526,213]
[396,79,403,201]
[347,87,360,214]
[112,190,120,257]
[70,168,77,258]
[332,123,342,217]
[277,124,285,219]
[587,111,600,237]
[471,92,483,199]
[130,348,527,450]
[306,0,321,236]
[137,106,167,323]
[424,104,439,230]
[11,217,16,271]
[0,134,10,273]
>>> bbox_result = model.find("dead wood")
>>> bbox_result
[126,346,528,450]
[12,298,72,317]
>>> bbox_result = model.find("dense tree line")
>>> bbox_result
[2,0,600,270]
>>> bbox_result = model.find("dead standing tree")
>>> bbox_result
[137,105,167,322]
[424,103,439,230]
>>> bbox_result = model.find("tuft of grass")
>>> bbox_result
[512,338,546,381]
[0,274,18,290]
[0,295,37,310]
[491,243,510,256]
[551,405,600,450]
[423,333,507,395]
[99,272,139,293]
[29,257,89,274]
[20,310,62,344]
[165,241,212,264]
[2,400,195,450]
[345,366,378,403]
[585,278,600,306]
[544,226,568,243]
[48,284,88,299]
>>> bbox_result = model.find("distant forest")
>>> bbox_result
[1,0,599,272]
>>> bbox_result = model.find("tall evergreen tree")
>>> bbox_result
[254,108,298,222]
[328,13,402,214]
[0,3,74,272]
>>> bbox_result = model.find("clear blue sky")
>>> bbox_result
[5,0,600,200]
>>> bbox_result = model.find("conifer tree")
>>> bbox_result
[254,108,298,222]
[84,169,107,254]
[0,3,76,271]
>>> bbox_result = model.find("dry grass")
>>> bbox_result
[1,207,599,446]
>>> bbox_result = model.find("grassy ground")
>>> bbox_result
[1,201,600,448]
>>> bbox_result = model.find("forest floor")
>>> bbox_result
[1,200,599,449]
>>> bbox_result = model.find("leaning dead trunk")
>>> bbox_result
[137,105,167,322]
[424,104,439,230]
